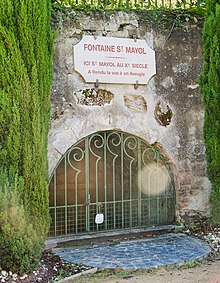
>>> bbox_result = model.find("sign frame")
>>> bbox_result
[74,35,156,85]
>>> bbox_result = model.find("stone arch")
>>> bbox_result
[48,125,162,177]
[48,130,176,237]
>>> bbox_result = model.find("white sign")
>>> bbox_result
[74,35,156,85]
[95,213,104,224]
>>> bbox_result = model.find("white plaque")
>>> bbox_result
[74,35,156,85]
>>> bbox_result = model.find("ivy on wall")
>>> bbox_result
[51,0,205,10]
[0,0,54,272]
[200,0,220,223]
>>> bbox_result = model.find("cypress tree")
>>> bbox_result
[200,0,220,223]
[0,0,54,263]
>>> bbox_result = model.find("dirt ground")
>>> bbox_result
[71,257,220,283]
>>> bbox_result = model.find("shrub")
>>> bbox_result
[0,171,44,274]
[200,0,220,223]
[0,0,55,271]
[0,0,54,260]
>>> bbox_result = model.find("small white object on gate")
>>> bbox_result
[95,213,104,224]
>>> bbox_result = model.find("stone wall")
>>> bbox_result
[49,10,211,222]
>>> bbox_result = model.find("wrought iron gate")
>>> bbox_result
[49,131,175,237]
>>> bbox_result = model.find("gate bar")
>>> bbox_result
[85,137,90,232]
[138,138,142,227]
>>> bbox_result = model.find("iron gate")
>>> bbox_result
[49,131,175,237]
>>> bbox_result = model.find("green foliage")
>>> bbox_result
[184,261,198,268]
[51,0,205,10]
[174,226,183,233]
[200,0,220,223]
[0,0,53,228]
[51,2,206,32]
[0,0,54,273]
[175,260,198,270]
[0,171,43,274]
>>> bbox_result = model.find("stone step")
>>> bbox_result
[45,225,177,249]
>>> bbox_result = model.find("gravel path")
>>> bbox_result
[71,256,220,283]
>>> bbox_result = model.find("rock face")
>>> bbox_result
[49,10,210,223]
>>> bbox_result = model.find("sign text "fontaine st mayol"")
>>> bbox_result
[74,35,156,85]
[83,43,147,55]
